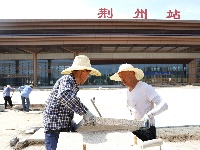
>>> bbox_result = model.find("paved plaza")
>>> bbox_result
[1,85,200,150]
[1,85,200,127]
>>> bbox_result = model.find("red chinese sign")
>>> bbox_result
[97,8,181,20]
[133,9,147,19]
[166,9,181,19]
[97,8,113,19]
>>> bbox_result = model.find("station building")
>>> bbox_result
[0,19,200,86]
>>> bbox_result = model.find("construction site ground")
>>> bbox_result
[0,85,200,149]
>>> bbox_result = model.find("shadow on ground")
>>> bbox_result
[12,104,45,111]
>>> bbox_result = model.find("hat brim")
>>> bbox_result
[110,68,144,81]
[110,73,121,81]
[61,66,101,76]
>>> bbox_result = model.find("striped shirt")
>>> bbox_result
[43,74,88,132]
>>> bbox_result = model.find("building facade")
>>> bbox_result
[0,19,200,86]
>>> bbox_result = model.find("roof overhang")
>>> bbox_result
[0,19,199,54]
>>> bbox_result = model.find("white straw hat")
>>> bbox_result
[110,64,144,81]
[61,55,101,76]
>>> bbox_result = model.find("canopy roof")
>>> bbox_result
[0,19,199,54]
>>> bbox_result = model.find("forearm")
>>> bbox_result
[147,96,168,118]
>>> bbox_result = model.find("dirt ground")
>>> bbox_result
[0,105,200,150]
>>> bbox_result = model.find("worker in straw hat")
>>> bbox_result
[110,64,168,141]
[43,55,101,150]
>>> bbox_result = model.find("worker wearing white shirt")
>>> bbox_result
[110,64,168,141]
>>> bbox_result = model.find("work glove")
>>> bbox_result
[142,114,150,129]
[70,120,77,132]
[83,110,96,125]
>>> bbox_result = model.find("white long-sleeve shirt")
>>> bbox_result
[127,81,168,125]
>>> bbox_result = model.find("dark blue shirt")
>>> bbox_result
[43,74,88,131]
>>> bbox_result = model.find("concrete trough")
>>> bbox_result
[75,117,143,132]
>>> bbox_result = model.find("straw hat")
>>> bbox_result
[110,64,144,81]
[61,55,101,76]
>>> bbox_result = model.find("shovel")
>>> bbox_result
[90,97,102,117]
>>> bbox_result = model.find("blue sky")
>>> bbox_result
[0,0,199,20]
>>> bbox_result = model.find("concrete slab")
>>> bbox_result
[26,128,162,150]
[27,128,45,142]
[25,128,37,134]
[57,130,141,150]
[84,145,141,150]
[0,104,5,112]
[57,132,83,150]
[75,117,143,132]
[25,111,43,114]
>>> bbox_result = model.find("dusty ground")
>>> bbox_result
[0,105,200,150]
[0,105,44,150]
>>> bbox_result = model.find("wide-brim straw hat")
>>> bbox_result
[61,55,101,76]
[110,64,144,81]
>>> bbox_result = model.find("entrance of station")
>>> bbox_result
[145,74,172,85]
[144,74,187,85]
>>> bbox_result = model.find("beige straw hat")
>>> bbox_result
[61,55,101,76]
[110,64,144,81]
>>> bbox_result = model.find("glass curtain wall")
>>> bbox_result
[0,60,189,86]
[85,63,188,85]
[142,64,188,85]
[0,60,19,86]
[37,59,73,86]
[196,59,200,83]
